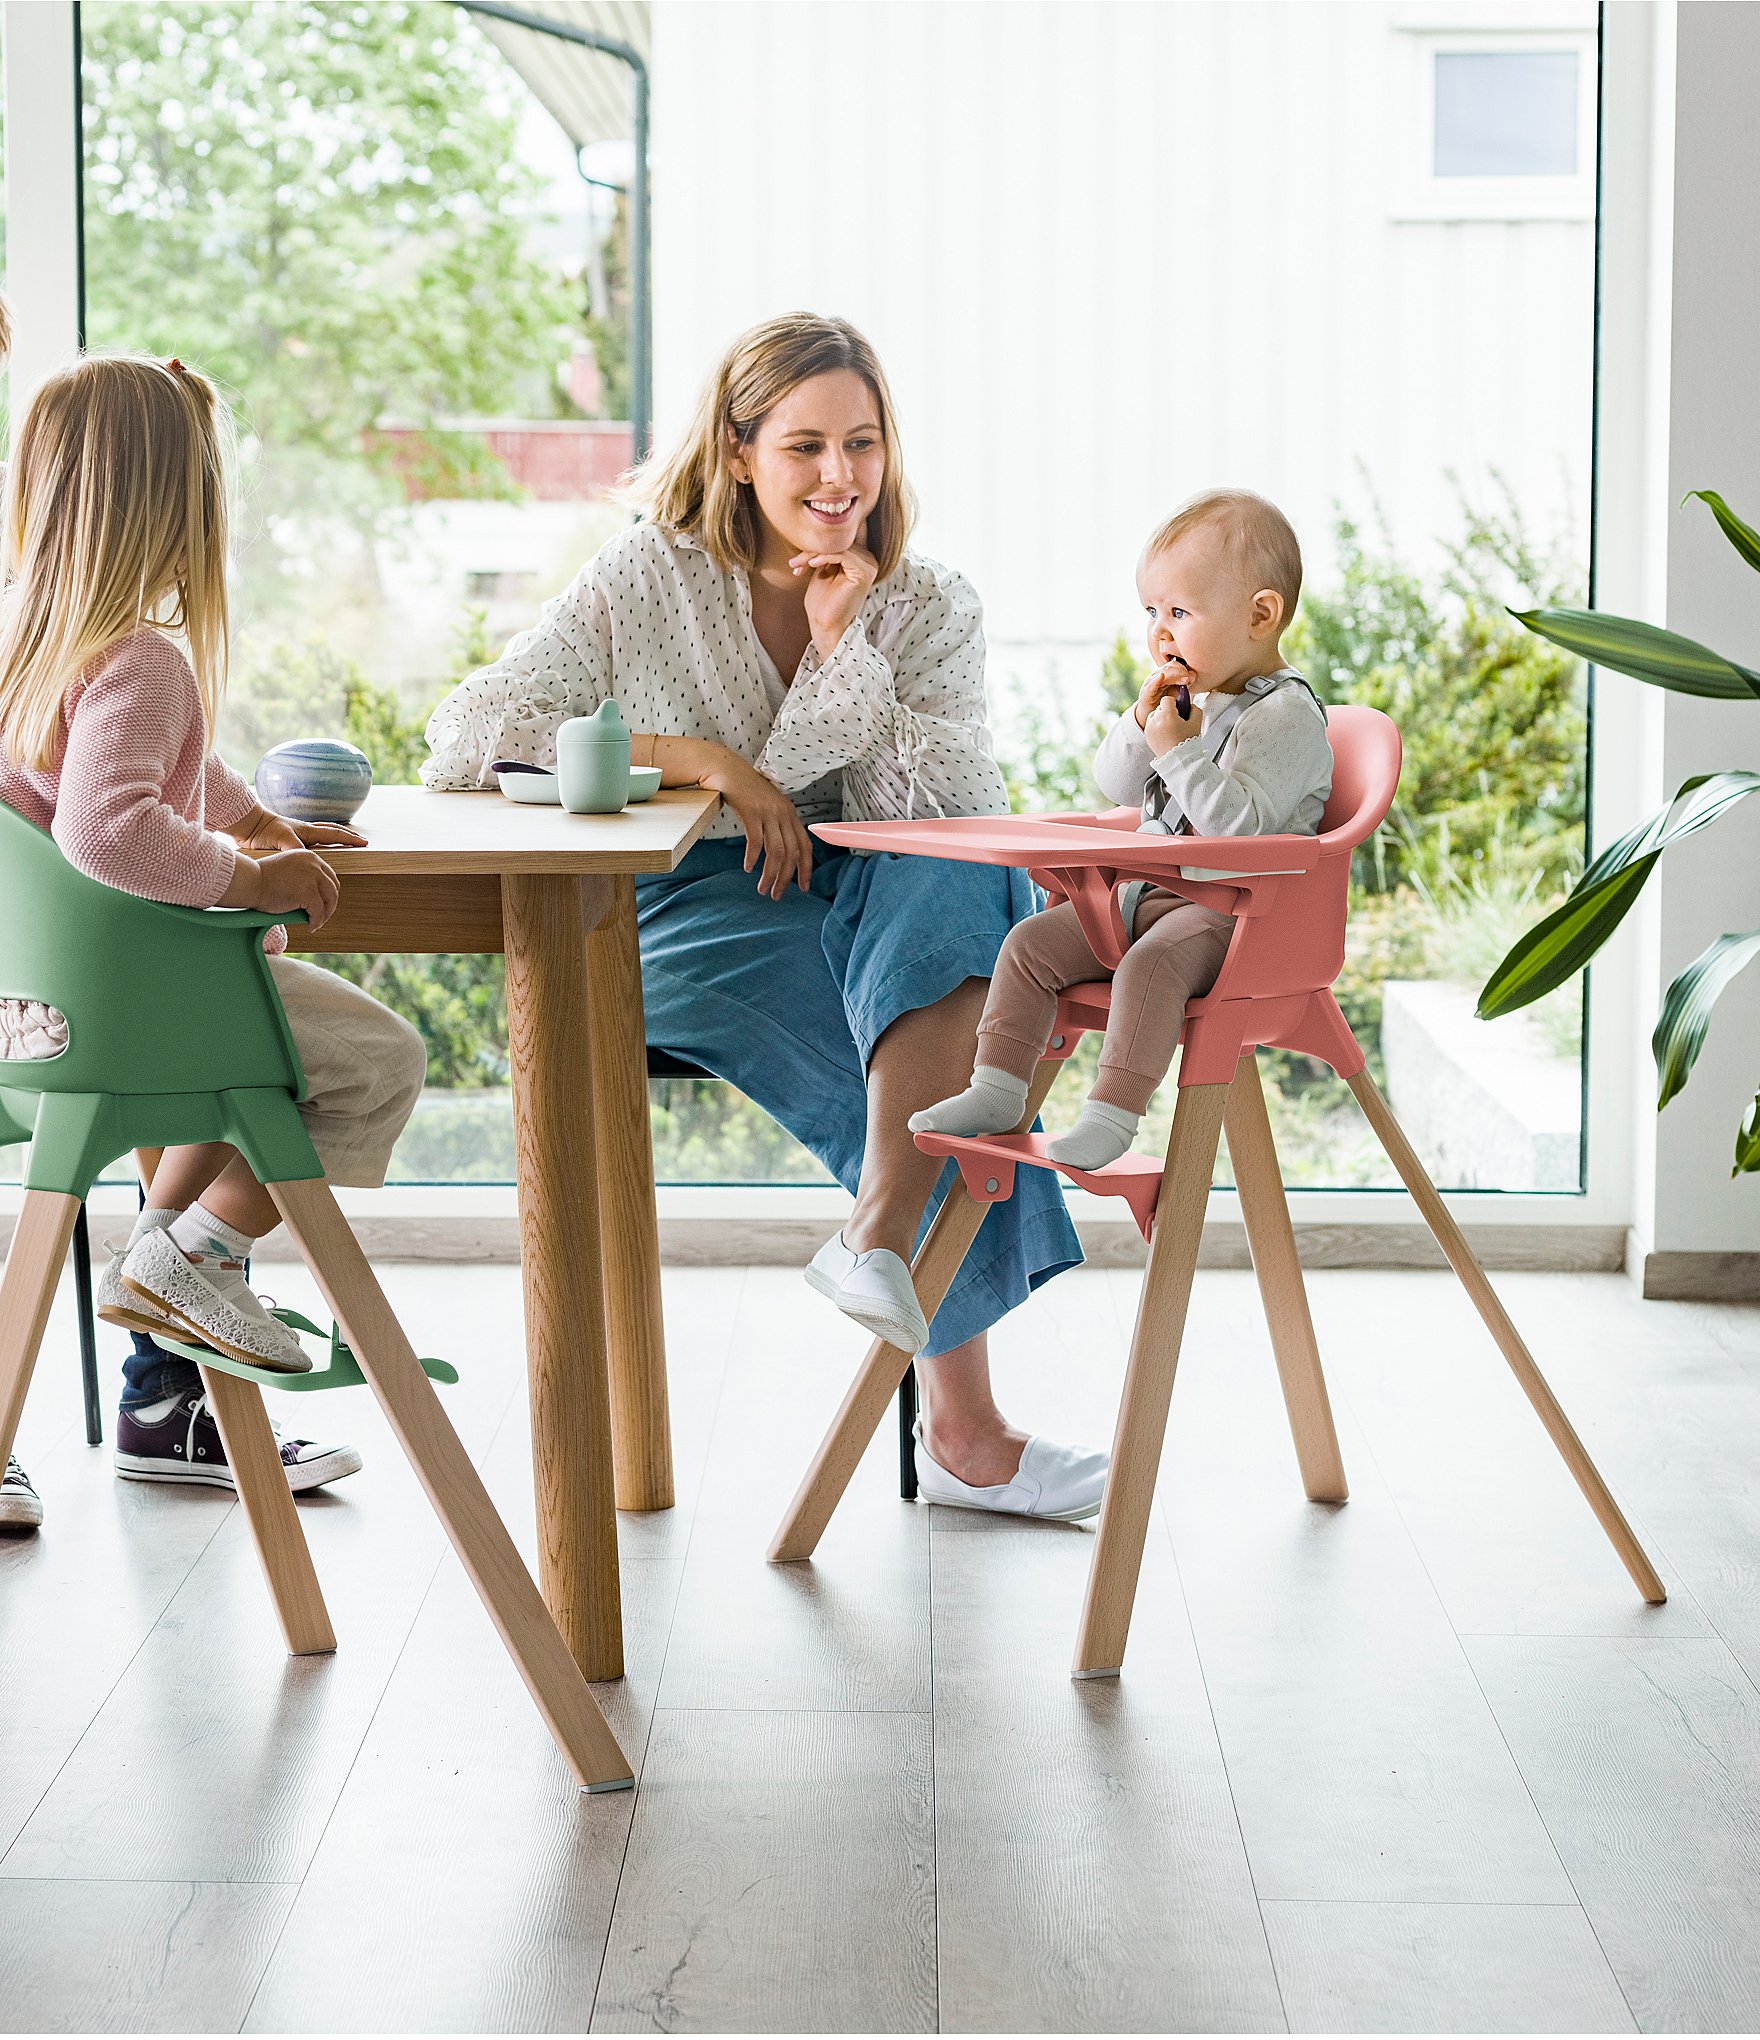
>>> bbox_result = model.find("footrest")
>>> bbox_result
[914,1129,1164,1242]
[149,1307,459,1393]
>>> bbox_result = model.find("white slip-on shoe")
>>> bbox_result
[120,1228,312,1375]
[804,1231,931,1355]
[913,1421,1109,1523]
[96,1241,186,1341]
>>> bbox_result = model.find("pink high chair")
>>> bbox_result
[770,703,1664,1677]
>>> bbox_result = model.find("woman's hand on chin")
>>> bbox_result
[700,751,815,900]
[792,543,877,659]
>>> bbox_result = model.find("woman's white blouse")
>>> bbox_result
[421,521,1010,835]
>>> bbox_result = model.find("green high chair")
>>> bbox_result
[0,802,632,1792]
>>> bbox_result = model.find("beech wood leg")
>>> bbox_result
[1345,1068,1667,1605]
[1224,1055,1348,1503]
[0,1191,80,1473]
[199,1364,335,1655]
[769,1058,1063,1564]
[270,1177,635,1790]
[503,872,624,1680]
[1075,1081,1229,1678]
[585,875,674,1513]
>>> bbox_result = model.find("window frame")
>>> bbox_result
[1395,27,1597,223]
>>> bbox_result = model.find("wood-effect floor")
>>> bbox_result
[2,1259,1759,2033]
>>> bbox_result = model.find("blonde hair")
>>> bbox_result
[0,355,231,771]
[632,312,917,579]
[1146,488,1303,619]
[0,291,11,363]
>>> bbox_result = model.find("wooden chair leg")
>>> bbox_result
[585,874,674,1513]
[1224,1055,1348,1503]
[1345,1068,1667,1605]
[0,1191,80,1472]
[1075,1081,1229,1678]
[199,1365,336,1655]
[268,1177,636,1791]
[768,1058,1063,1564]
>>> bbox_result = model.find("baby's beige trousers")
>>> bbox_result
[976,890,1235,1114]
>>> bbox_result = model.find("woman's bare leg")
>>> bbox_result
[845,980,1027,1487]
[915,1331,1029,1487]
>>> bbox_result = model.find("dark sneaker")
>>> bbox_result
[114,1392,363,1493]
[1,1454,44,1531]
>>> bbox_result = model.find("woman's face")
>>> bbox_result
[730,369,886,567]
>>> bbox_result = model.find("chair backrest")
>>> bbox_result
[1315,703,1402,850]
[0,802,303,1103]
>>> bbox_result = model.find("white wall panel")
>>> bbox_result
[650,0,1595,699]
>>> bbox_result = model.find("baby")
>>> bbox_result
[912,488,1333,1171]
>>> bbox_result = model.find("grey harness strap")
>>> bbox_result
[1139,669,1326,836]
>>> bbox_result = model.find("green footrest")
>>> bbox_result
[150,1306,458,1392]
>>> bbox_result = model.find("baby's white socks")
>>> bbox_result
[1045,1101,1140,1172]
[909,1065,1030,1138]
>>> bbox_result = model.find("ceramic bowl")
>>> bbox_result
[255,738,373,824]
[493,765,563,806]
[626,765,664,803]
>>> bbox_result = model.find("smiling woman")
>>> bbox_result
[422,311,1101,1519]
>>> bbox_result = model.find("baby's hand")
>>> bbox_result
[1143,680,1201,757]
[1134,663,1191,730]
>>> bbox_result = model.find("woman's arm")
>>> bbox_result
[634,733,814,900]
[422,569,615,789]
[762,562,1010,820]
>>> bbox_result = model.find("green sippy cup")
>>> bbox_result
[556,699,633,813]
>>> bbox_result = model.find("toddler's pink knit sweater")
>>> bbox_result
[0,627,282,949]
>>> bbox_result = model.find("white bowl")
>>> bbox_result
[495,768,562,805]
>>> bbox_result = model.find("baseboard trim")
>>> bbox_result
[1632,1246,1760,1302]
[10,1206,1627,1275]
[8,1212,1621,1273]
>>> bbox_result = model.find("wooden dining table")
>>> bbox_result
[285,783,721,1681]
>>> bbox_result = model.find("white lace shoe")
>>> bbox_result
[96,1241,185,1340]
[805,1231,931,1354]
[913,1421,1109,1522]
[119,1228,311,1374]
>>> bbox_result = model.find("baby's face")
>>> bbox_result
[1137,530,1265,692]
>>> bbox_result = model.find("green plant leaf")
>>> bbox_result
[1688,491,1760,576]
[1509,607,1760,699]
[1653,929,1760,1109]
[1477,770,1760,1017]
[1735,1096,1760,1177]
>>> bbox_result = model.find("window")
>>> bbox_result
[1395,28,1596,221]
[1433,50,1579,177]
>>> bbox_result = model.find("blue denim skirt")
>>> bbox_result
[634,840,1082,1355]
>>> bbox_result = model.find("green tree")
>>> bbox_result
[80,2,581,543]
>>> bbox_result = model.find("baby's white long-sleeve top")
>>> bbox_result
[1092,670,1332,879]
[422,520,1010,833]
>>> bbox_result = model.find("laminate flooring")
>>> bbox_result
[2,1259,1758,2032]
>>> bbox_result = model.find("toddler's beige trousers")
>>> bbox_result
[976,891,1235,1114]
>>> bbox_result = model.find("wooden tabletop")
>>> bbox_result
[318,785,721,876]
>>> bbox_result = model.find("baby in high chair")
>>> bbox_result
[912,487,1332,1171]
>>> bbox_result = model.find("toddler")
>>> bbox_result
[0,354,426,1516]
[912,488,1332,1171]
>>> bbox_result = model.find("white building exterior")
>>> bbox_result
[650,0,1599,705]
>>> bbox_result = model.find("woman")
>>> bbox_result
[424,313,1104,1520]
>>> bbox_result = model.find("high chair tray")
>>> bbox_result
[812,813,1320,878]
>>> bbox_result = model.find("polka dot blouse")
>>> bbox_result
[421,521,1011,833]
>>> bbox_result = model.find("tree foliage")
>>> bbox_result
[80,2,580,496]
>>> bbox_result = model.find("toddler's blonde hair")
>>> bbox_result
[0,355,231,771]
[1147,488,1303,619]
[631,312,917,579]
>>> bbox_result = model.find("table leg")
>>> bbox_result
[502,873,624,1681]
[585,874,675,1512]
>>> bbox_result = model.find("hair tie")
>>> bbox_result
[166,357,186,376]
